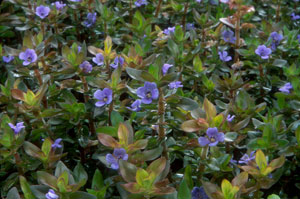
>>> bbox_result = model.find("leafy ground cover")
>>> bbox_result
[0,0,300,198]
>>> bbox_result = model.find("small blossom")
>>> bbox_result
[191,187,209,199]
[255,45,272,59]
[36,5,51,19]
[2,55,14,63]
[52,138,63,149]
[78,46,81,53]
[136,81,159,104]
[69,0,81,2]
[186,23,195,31]
[127,99,142,112]
[218,51,232,62]
[106,148,128,170]
[279,82,293,93]
[19,49,37,66]
[92,53,104,66]
[52,1,66,10]
[227,114,235,122]
[135,0,148,7]
[168,81,183,89]
[297,35,300,43]
[163,27,175,35]
[94,88,113,107]
[110,56,124,69]
[8,122,25,134]
[269,32,283,50]
[222,30,236,44]
[291,13,300,20]
[210,0,218,5]
[45,189,59,199]
[220,0,229,3]
[83,12,97,28]
[162,63,173,75]
[198,127,225,147]
[79,61,93,73]
[196,0,202,3]
[238,151,255,164]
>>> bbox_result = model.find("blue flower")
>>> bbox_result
[94,88,113,107]
[79,61,93,73]
[227,114,235,122]
[45,189,59,199]
[92,53,104,66]
[106,148,128,170]
[168,81,183,89]
[19,49,37,66]
[110,56,124,69]
[8,122,25,134]
[222,30,236,44]
[198,127,225,147]
[191,187,209,199]
[238,151,255,164]
[255,45,271,59]
[186,23,195,31]
[35,5,51,19]
[136,82,159,104]
[83,12,97,28]
[2,55,14,63]
[163,27,175,35]
[135,0,148,7]
[162,63,173,75]
[279,82,293,94]
[52,138,62,149]
[218,51,232,62]
[269,32,283,50]
[127,99,142,112]
[52,1,66,11]
[291,13,300,20]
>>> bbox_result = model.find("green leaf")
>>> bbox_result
[111,111,124,127]
[20,176,36,199]
[167,39,179,57]
[178,179,191,199]
[41,138,52,158]
[193,55,203,73]
[23,141,43,159]
[7,187,21,199]
[184,165,193,189]
[174,25,184,42]
[136,168,149,187]
[255,150,267,171]
[147,157,166,178]
[203,98,216,121]
[148,64,159,80]
[295,126,300,147]
[92,169,104,190]
[96,126,118,137]
[267,194,281,199]
[69,191,97,199]
[272,59,287,68]
[73,163,88,186]
[224,132,238,142]
[37,171,57,188]
[111,66,121,89]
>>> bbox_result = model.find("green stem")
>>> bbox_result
[198,146,208,181]
[158,88,168,160]
[182,2,189,32]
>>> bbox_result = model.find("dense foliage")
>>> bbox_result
[1,0,300,198]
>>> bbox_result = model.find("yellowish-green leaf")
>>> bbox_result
[203,98,217,122]
[104,36,112,55]
[118,123,129,146]
[41,138,52,158]
[136,168,149,187]
[221,179,232,199]
[255,149,267,171]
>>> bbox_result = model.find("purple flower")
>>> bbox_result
[222,30,236,44]
[291,13,300,20]
[52,1,66,10]
[220,0,229,3]
[36,5,51,19]
[279,82,293,93]
[162,63,173,75]
[70,0,82,2]
[78,46,81,53]
[135,0,148,7]
[45,189,59,199]
[83,12,97,28]
[19,49,37,66]
[186,23,195,31]
[106,148,128,170]
[238,151,255,164]
[255,45,272,59]
[210,0,218,5]
[297,35,300,43]
[94,88,113,107]
[136,82,159,104]
[52,138,62,149]
[227,114,235,122]
[196,0,202,3]
[127,99,142,112]
[79,61,93,73]
[163,27,175,35]
[198,127,225,147]
[218,51,232,62]
[92,53,104,66]
[269,32,283,50]
[191,187,209,199]
[110,56,124,69]
[8,122,25,134]
[168,81,183,89]
[2,55,14,63]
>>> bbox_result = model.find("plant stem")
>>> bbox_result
[234,3,241,63]
[81,76,96,134]
[34,68,48,108]
[276,0,281,22]
[158,88,168,160]
[108,100,114,126]
[197,146,208,181]
[155,0,163,18]
[182,2,189,32]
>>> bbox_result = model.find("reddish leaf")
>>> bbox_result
[97,133,120,148]
[11,89,25,101]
